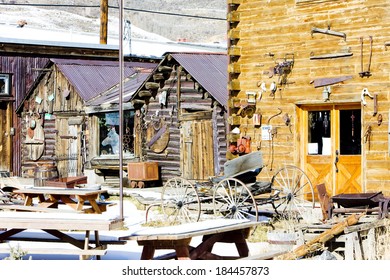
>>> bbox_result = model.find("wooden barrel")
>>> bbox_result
[34,164,59,187]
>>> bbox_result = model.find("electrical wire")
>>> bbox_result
[0,2,226,21]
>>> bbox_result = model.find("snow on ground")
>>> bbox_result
[0,6,226,57]
[0,198,270,260]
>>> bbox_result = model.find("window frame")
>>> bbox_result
[0,74,11,96]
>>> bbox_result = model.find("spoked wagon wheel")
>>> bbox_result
[161,177,201,224]
[270,165,315,222]
[212,178,259,221]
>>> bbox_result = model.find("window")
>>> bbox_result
[339,110,361,155]
[0,74,11,95]
[98,110,135,155]
[308,110,331,155]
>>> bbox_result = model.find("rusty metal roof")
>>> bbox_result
[170,53,228,107]
[51,58,157,103]
[85,70,153,106]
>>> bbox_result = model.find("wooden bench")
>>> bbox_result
[119,219,259,260]
[0,212,124,259]
[0,204,83,213]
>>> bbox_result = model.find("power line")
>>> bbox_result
[0,2,226,21]
[120,6,226,21]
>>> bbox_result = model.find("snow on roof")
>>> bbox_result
[0,24,226,58]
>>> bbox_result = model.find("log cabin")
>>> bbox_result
[129,52,229,185]
[16,58,157,184]
[0,39,121,178]
[227,0,390,196]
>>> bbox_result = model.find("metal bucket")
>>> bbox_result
[34,164,59,187]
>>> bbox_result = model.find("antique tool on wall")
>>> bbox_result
[272,53,294,86]
[236,99,248,116]
[283,113,292,133]
[364,125,372,150]
[146,117,169,153]
[361,88,373,106]
[359,36,373,78]
[253,108,262,126]
[311,26,346,40]
[266,108,282,171]
[312,75,353,88]
[310,50,353,60]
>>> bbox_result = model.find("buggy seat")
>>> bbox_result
[211,152,264,184]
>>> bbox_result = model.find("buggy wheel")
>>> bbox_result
[212,178,259,221]
[161,177,201,224]
[270,165,315,222]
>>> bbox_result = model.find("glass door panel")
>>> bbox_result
[339,109,361,155]
[307,110,331,155]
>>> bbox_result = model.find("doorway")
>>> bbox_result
[301,104,362,197]
[0,102,12,174]
[180,112,215,181]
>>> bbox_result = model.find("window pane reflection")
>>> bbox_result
[308,110,331,155]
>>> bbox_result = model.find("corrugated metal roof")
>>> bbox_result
[51,58,156,103]
[85,71,152,106]
[170,53,228,107]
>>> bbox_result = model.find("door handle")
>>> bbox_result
[334,150,339,173]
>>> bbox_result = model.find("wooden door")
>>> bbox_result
[0,102,12,173]
[56,119,82,177]
[301,105,362,197]
[180,115,214,181]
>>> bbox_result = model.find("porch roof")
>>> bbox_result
[169,53,228,107]
[52,58,157,104]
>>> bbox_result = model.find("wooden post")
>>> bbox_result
[177,66,182,115]
[276,214,363,260]
[100,0,108,44]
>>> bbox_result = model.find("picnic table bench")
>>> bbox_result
[12,187,111,214]
[119,219,259,260]
[0,211,124,259]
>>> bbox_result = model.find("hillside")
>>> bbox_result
[0,0,227,43]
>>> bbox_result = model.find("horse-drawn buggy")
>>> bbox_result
[159,151,315,224]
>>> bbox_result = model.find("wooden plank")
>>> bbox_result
[0,248,107,256]
[0,212,123,231]
[13,188,106,196]
[240,250,288,260]
[0,204,82,213]
[0,229,126,245]
[119,219,259,241]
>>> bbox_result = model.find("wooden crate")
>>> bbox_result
[127,162,159,181]
[45,176,88,188]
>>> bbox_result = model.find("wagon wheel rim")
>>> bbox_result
[161,177,201,224]
[212,178,259,221]
[270,165,315,222]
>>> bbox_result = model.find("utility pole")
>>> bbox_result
[100,0,108,44]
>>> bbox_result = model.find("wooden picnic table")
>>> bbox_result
[0,211,124,259]
[119,219,259,260]
[13,187,109,214]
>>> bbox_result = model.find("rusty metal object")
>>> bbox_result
[313,75,353,88]
[359,36,373,78]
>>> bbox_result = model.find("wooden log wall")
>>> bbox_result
[0,56,49,176]
[135,57,228,184]
[21,65,85,178]
[227,0,390,192]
